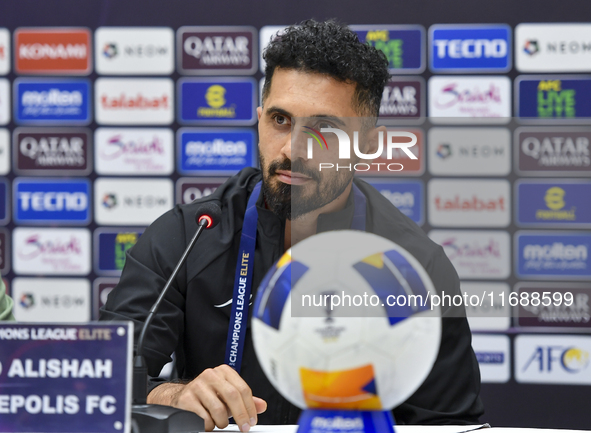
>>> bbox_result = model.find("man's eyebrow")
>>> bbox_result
[264,106,294,118]
[265,107,348,127]
[309,114,347,127]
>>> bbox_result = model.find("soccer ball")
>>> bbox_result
[252,230,441,411]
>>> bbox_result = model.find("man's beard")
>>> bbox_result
[261,156,353,220]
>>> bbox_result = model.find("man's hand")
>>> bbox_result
[147,364,267,432]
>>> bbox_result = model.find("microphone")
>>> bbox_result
[132,202,222,433]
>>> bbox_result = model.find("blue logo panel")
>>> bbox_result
[352,26,424,73]
[516,232,591,279]
[177,128,256,175]
[517,77,591,121]
[178,78,256,125]
[0,323,132,433]
[430,25,511,72]
[517,181,591,228]
[14,179,91,224]
[94,228,144,276]
[14,79,91,125]
[0,180,8,225]
[365,180,423,225]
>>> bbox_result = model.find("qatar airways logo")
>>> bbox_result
[305,126,417,173]
[17,235,82,260]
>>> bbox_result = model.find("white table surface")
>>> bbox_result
[214,425,590,433]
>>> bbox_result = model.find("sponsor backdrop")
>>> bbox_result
[0,0,589,429]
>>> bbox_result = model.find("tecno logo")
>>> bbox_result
[434,39,507,59]
[15,28,91,74]
[95,78,174,125]
[14,179,91,224]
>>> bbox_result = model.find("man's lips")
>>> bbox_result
[275,170,312,185]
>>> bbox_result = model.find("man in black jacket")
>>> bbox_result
[101,19,484,432]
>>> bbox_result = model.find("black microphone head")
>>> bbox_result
[195,202,222,229]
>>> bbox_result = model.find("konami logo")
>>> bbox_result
[428,179,510,227]
[15,28,91,75]
[95,78,174,125]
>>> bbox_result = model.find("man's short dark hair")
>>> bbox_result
[262,19,390,118]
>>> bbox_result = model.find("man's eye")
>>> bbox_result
[274,115,289,125]
[317,122,333,129]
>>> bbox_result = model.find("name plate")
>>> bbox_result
[0,323,133,433]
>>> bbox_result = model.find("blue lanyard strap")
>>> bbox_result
[225,181,367,372]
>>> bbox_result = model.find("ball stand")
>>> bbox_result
[297,409,396,433]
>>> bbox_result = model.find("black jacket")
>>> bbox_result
[100,167,484,425]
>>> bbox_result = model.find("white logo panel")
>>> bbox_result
[95,78,174,125]
[0,78,9,125]
[516,24,591,72]
[428,128,510,176]
[94,178,173,225]
[472,334,510,383]
[462,282,510,331]
[0,129,9,175]
[0,28,10,75]
[13,228,91,275]
[259,26,287,73]
[428,76,511,123]
[429,230,511,279]
[95,128,174,175]
[428,179,510,227]
[13,278,90,322]
[95,27,174,75]
[515,335,591,384]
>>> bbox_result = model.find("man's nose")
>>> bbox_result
[288,127,309,161]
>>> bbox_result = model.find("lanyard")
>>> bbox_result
[225,181,367,373]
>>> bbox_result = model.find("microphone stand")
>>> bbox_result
[131,208,219,433]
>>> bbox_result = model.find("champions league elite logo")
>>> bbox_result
[303,126,417,173]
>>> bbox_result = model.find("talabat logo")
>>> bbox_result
[176,178,227,205]
[94,178,173,225]
[379,78,424,122]
[516,127,591,175]
[14,178,90,224]
[516,24,591,72]
[14,128,90,175]
[179,78,256,125]
[516,232,591,279]
[428,179,510,227]
[516,77,591,121]
[429,230,510,279]
[517,181,591,227]
[12,278,90,322]
[179,26,256,75]
[13,227,91,276]
[366,180,423,225]
[516,283,591,329]
[516,335,591,384]
[94,128,174,175]
[96,78,174,125]
[0,28,10,75]
[302,125,418,174]
[428,127,510,176]
[95,27,174,75]
[94,228,143,276]
[15,28,91,74]
[15,79,91,125]
[428,76,511,122]
[178,128,255,175]
[429,25,511,72]
[351,25,425,73]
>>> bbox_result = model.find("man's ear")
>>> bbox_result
[257,106,263,120]
[366,125,387,155]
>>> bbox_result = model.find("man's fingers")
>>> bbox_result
[218,365,258,426]
[173,389,216,432]
[253,397,267,414]
[195,383,231,430]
